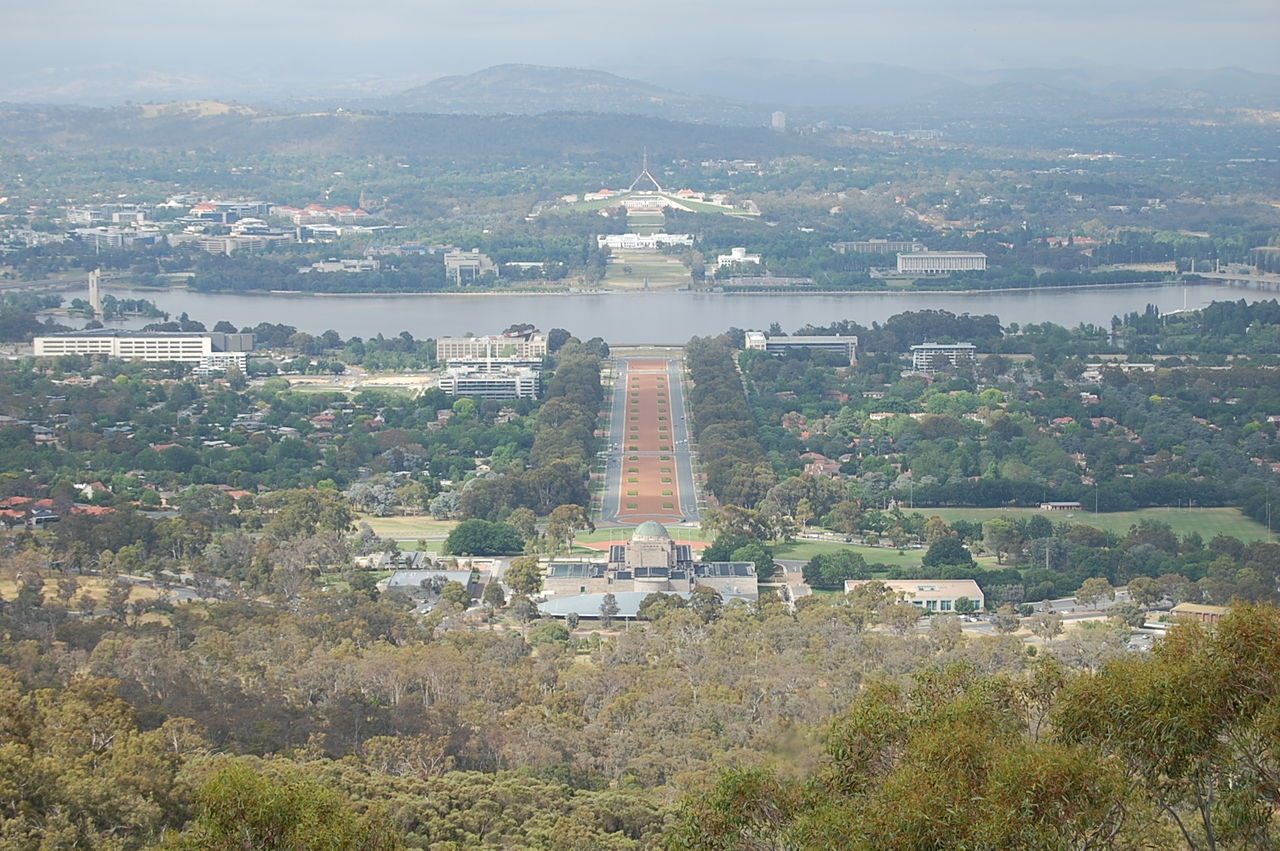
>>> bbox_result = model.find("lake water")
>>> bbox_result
[102,282,1275,343]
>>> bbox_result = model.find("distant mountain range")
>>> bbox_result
[2,60,1278,127]
[380,62,1280,125]
[629,60,1280,112]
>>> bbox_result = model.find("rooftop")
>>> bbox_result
[40,329,220,340]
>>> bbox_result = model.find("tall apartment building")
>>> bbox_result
[910,342,977,373]
[896,252,987,274]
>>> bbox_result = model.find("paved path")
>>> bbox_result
[600,355,699,525]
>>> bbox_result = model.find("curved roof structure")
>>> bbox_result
[632,520,671,541]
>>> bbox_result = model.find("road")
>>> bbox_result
[599,355,699,525]
[0,272,125,293]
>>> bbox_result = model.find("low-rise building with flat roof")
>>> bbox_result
[745,331,857,363]
[597,233,694,250]
[1171,602,1230,624]
[897,251,987,274]
[305,257,380,273]
[832,239,924,255]
[438,366,540,399]
[845,578,985,613]
[435,331,548,363]
[33,330,253,371]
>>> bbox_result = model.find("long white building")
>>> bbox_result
[597,233,694,250]
[897,251,987,274]
[745,331,858,363]
[845,578,984,612]
[832,239,924,255]
[32,330,253,370]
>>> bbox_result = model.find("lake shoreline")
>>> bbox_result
[109,278,1194,299]
[96,281,1269,342]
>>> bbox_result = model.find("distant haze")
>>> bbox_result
[4,0,1279,104]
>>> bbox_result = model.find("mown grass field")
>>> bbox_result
[912,506,1270,542]
[663,196,759,217]
[771,539,935,566]
[626,210,667,235]
[604,250,691,289]
[357,514,457,543]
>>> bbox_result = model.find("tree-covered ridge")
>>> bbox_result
[672,605,1280,849]
[2,538,1279,848]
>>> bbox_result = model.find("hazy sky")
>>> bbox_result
[4,0,1278,99]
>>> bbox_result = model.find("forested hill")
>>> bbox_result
[0,103,824,161]
[390,64,765,125]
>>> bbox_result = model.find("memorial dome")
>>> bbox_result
[631,520,671,541]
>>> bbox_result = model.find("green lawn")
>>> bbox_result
[661,195,759,216]
[772,539,933,567]
[541,197,620,214]
[626,211,667,235]
[604,250,691,289]
[908,507,1271,542]
[357,514,457,542]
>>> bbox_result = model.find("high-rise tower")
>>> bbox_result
[87,268,102,316]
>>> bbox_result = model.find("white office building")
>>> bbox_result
[911,343,977,373]
[832,239,925,255]
[897,251,987,274]
[745,331,857,363]
[435,332,548,364]
[33,330,252,370]
[438,366,540,399]
[442,249,498,284]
